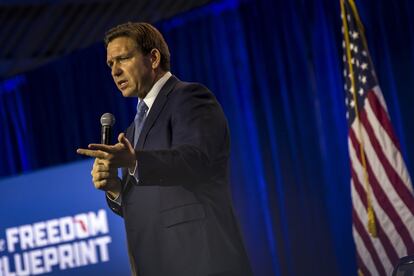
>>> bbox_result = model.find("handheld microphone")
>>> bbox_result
[100,113,116,145]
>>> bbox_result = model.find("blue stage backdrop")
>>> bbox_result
[2,0,414,275]
[0,160,130,275]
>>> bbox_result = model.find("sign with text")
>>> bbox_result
[0,160,130,276]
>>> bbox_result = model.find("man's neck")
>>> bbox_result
[139,71,171,103]
[153,70,167,86]
[138,70,167,100]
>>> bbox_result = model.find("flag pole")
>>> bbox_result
[340,0,377,238]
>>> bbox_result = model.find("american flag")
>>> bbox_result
[340,0,414,275]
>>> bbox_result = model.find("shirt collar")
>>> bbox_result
[138,71,172,113]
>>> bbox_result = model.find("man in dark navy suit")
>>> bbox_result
[77,22,252,276]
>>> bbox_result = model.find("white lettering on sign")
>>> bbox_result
[0,210,112,276]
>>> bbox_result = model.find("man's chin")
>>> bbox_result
[120,89,137,97]
[137,89,149,99]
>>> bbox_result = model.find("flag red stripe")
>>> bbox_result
[356,250,371,276]
[359,106,414,216]
[351,167,400,265]
[353,208,386,275]
[367,91,400,151]
[349,128,414,251]
[343,3,414,274]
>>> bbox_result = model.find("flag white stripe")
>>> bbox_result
[372,86,389,115]
[351,179,393,271]
[353,225,379,276]
[348,137,407,255]
[342,3,414,273]
[351,118,414,242]
[365,93,414,193]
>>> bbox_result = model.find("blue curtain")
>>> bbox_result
[2,0,414,275]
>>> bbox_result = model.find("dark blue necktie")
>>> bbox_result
[134,100,148,148]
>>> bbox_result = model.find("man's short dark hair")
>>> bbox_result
[104,22,171,71]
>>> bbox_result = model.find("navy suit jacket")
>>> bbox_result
[107,76,252,276]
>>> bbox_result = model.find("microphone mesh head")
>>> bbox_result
[100,113,115,126]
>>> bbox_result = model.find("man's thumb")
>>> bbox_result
[119,133,133,150]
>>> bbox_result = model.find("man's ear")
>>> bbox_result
[150,48,161,69]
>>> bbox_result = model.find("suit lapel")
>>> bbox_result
[122,122,135,191]
[123,75,178,192]
[126,121,135,145]
[136,75,179,149]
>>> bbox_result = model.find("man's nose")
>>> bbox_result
[112,64,122,77]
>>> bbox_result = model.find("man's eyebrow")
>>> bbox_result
[106,50,133,66]
[108,52,130,61]
[106,54,121,65]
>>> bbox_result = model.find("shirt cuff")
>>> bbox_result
[128,160,139,182]
[106,192,121,205]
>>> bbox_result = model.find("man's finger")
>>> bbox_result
[94,158,100,168]
[94,179,107,190]
[95,164,109,172]
[89,143,126,155]
[94,178,119,191]
[77,148,108,159]
[92,172,114,182]
[95,158,110,167]
[118,132,125,143]
[119,133,134,152]
[87,143,116,152]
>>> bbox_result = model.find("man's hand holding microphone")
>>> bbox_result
[76,113,136,199]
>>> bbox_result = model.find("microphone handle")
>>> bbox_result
[101,125,112,145]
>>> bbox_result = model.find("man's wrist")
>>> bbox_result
[106,177,121,199]
[107,190,120,200]
[128,151,137,171]
[128,160,138,174]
